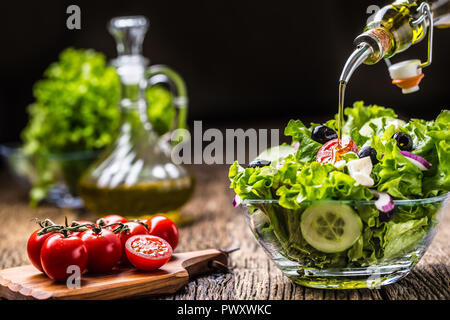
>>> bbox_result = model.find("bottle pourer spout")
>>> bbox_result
[108,16,149,57]
[108,16,150,84]
[339,42,374,84]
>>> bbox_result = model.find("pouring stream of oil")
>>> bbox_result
[337,80,346,143]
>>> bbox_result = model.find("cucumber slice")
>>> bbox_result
[300,204,362,253]
[255,145,295,162]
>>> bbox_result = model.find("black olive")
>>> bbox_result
[248,159,271,168]
[392,132,413,151]
[311,125,338,144]
[357,146,379,165]
[379,207,396,222]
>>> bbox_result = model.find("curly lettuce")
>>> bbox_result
[342,101,397,134]
[22,48,120,155]
[406,111,450,196]
[341,101,398,146]
[284,120,322,163]
[371,137,423,199]
[276,162,373,209]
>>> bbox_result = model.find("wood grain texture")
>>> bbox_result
[0,165,448,300]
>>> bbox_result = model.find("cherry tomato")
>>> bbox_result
[98,215,128,230]
[118,222,149,264]
[143,216,179,250]
[125,235,172,271]
[81,229,122,273]
[40,234,88,282]
[27,229,58,272]
[317,138,358,164]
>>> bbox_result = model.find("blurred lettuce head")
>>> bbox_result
[22,47,178,155]
[22,48,121,154]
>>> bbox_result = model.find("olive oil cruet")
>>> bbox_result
[79,16,195,219]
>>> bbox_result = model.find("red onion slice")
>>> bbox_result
[370,190,395,213]
[232,194,242,207]
[399,151,432,171]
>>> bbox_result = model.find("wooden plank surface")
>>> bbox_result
[0,164,448,300]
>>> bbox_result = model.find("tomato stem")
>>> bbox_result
[67,222,94,234]
[37,225,64,236]
[96,218,106,227]
[113,222,128,234]
[36,220,95,237]
[129,219,149,230]
[33,218,56,229]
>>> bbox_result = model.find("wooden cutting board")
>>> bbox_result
[0,249,228,300]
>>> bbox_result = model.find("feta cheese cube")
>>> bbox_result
[351,172,375,187]
[347,157,374,187]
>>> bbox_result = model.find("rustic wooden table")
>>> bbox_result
[0,164,448,300]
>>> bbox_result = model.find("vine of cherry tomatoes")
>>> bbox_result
[27,215,179,282]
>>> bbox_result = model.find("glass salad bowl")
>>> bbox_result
[0,144,99,208]
[241,193,449,289]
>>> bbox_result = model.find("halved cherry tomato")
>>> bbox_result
[81,228,122,273]
[143,216,179,250]
[27,229,58,272]
[118,222,149,264]
[40,234,88,282]
[125,235,172,271]
[316,138,358,164]
[97,215,128,230]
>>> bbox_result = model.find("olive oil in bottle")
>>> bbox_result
[79,16,195,220]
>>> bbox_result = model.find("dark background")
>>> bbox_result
[0,0,448,143]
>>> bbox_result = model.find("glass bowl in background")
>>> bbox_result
[0,144,99,208]
[241,193,449,289]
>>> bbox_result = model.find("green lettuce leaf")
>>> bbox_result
[420,111,450,196]
[382,217,429,260]
[275,162,373,209]
[284,120,322,163]
[341,101,398,146]
[22,48,121,155]
[342,101,397,133]
[229,161,278,201]
[397,110,450,196]
[358,117,406,146]
[371,137,423,199]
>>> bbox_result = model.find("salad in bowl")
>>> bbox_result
[229,101,449,289]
